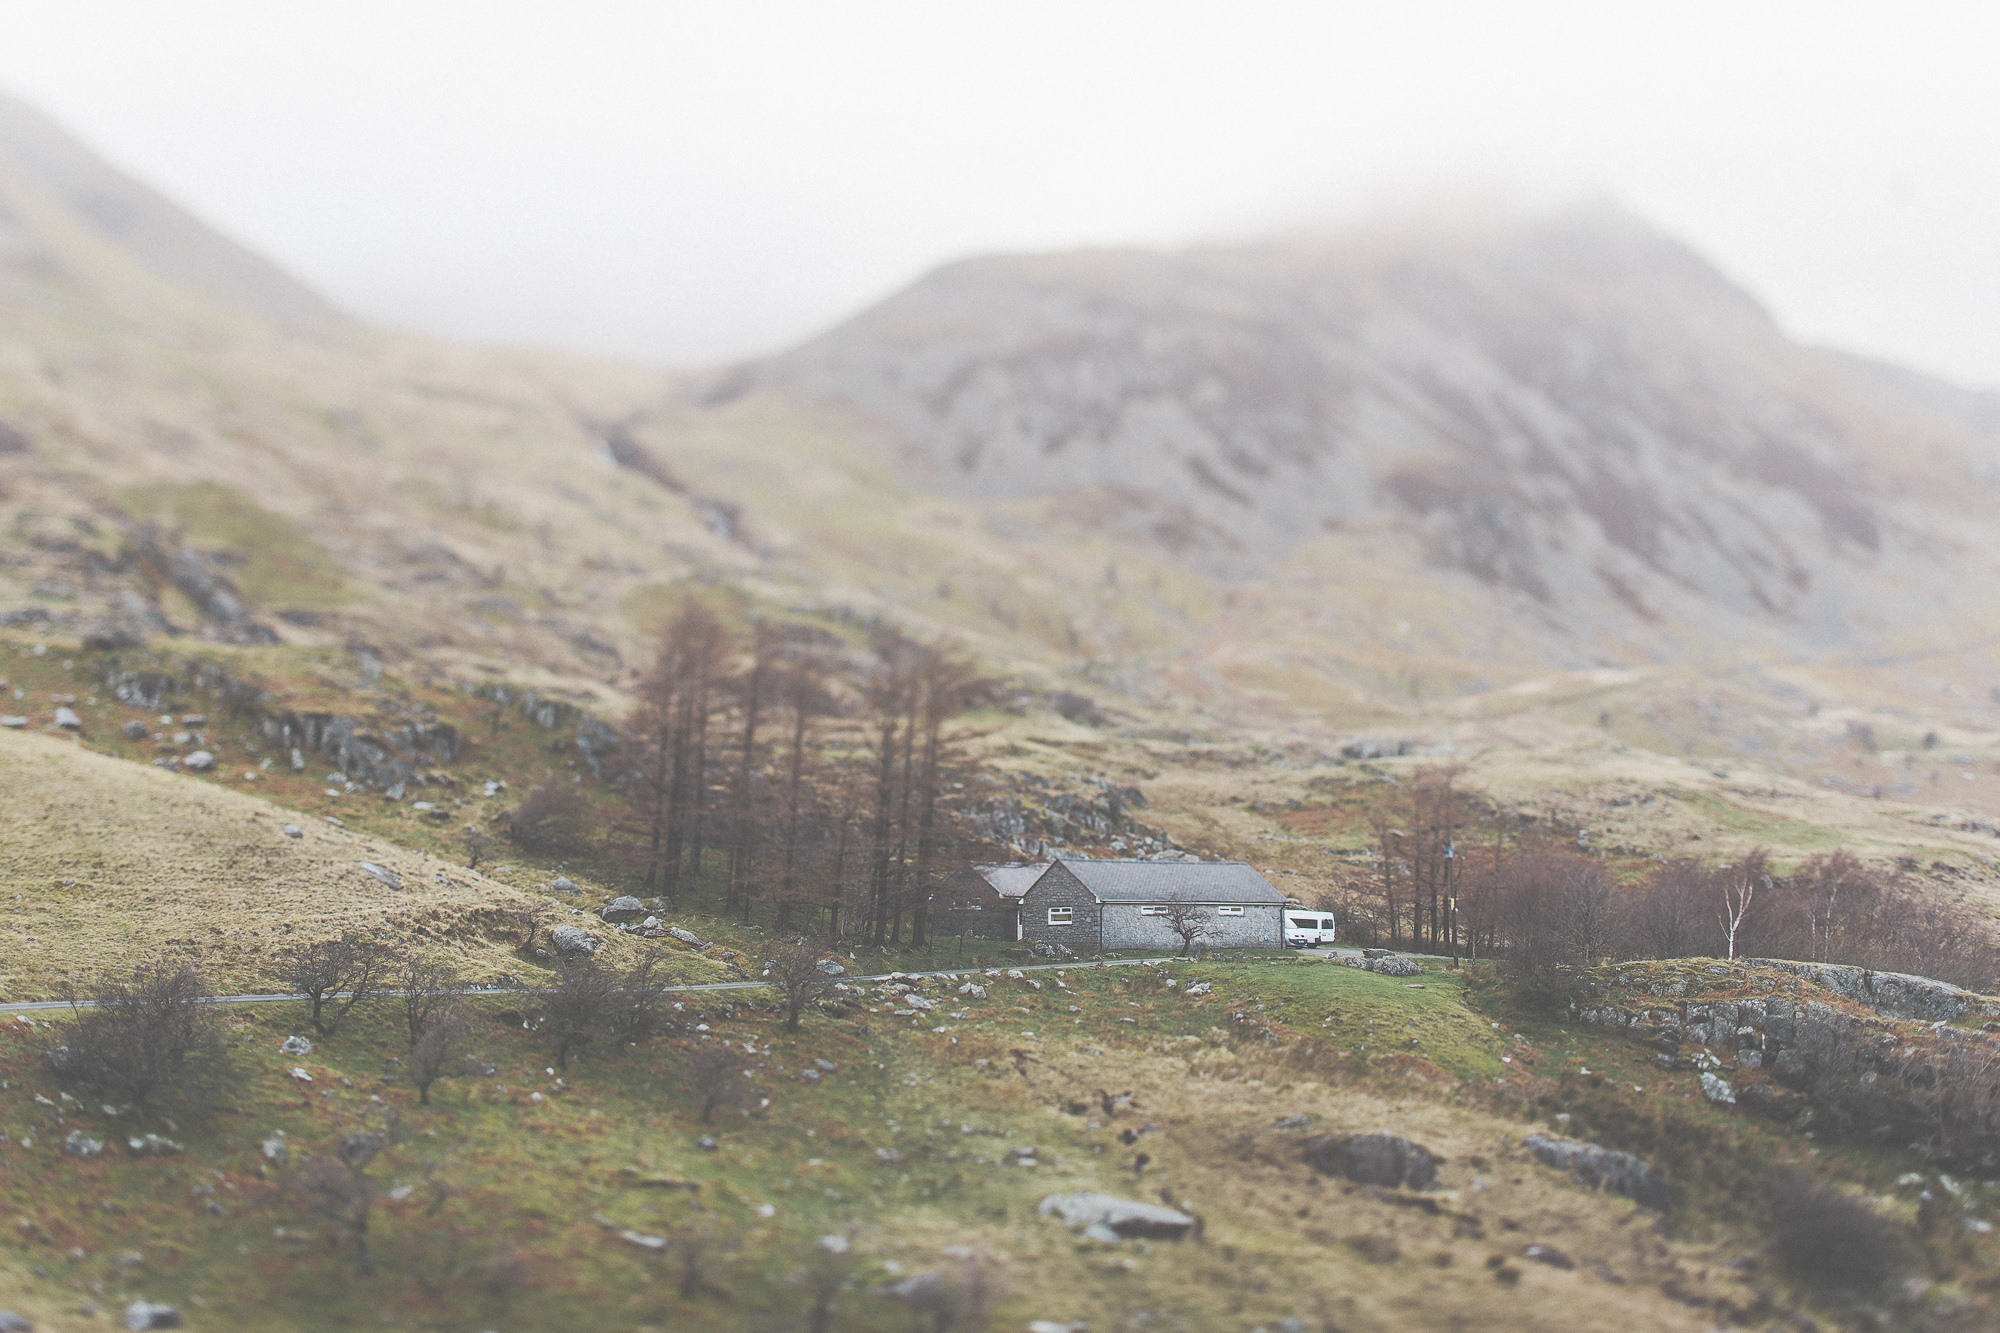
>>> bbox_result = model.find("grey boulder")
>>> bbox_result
[600,895,647,923]
[121,719,149,740]
[54,706,81,730]
[1038,1191,1194,1239]
[124,1300,182,1330]
[551,924,600,957]
[358,862,403,891]
[1306,1132,1441,1189]
[1521,1133,1670,1211]
[182,750,216,772]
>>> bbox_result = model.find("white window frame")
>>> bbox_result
[1138,905,1168,916]
[1046,907,1074,925]
[1216,905,1245,916]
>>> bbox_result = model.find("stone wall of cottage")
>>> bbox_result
[1019,864,1104,951]
[1098,903,1282,950]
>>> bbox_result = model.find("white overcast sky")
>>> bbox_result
[1,2,1996,384]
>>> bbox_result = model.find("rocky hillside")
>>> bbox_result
[732,209,2000,661]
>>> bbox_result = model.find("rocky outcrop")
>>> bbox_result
[1521,1134,1670,1211]
[1572,960,2000,1167]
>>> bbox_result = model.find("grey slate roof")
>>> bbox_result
[1049,859,1285,905]
[973,864,1046,900]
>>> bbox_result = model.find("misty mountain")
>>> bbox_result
[0,92,343,335]
[729,209,2000,654]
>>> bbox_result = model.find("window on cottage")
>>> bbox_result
[1138,905,1168,916]
[1217,905,1245,916]
[1047,907,1074,925]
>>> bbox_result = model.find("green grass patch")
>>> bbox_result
[123,481,351,612]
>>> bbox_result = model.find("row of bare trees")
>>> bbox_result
[609,606,997,946]
[1323,769,2000,994]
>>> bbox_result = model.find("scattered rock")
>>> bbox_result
[125,1135,183,1157]
[1184,982,1212,997]
[0,1309,31,1331]
[815,959,845,976]
[617,1229,667,1253]
[550,925,600,957]
[122,1302,181,1331]
[550,877,579,894]
[0,717,25,730]
[1273,1114,1313,1130]
[280,824,302,839]
[600,896,646,923]
[667,927,702,947]
[1306,1133,1441,1190]
[62,1130,105,1158]
[1037,1191,1194,1239]
[876,1147,901,1164]
[1363,956,1423,978]
[800,1068,821,1084]
[280,1036,313,1056]
[696,1135,718,1152]
[1699,1072,1736,1106]
[53,706,81,730]
[121,720,149,740]
[1521,1134,1670,1211]
[358,862,402,891]
[289,1067,313,1082]
[182,750,215,772]
[1362,947,1391,959]
[959,983,988,1000]
[384,783,405,801]
[880,1272,948,1304]
[1524,1244,1575,1269]
[817,1234,851,1255]
[261,1136,287,1161]
[814,1058,837,1072]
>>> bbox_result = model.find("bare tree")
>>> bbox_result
[684,1042,746,1122]
[296,1114,398,1272]
[773,657,838,932]
[763,940,838,1032]
[460,824,494,870]
[397,952,462,1050]
[1718,866,1757,962]
[1159,894,1217,957]
[407,1004,474,1105]
[726,619,782,919]
[47,956,228,1108]
[275,935,387,1036]
[623,605,734,903]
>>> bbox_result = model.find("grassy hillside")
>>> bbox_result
[2,953,1987,1332]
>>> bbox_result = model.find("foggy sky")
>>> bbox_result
[2,1,1996,386]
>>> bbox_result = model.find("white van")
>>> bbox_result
[1284,911,1337,948]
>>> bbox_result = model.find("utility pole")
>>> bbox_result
[1444,840,1459,968]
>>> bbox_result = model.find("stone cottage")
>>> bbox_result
[932,863,1044,940]
[1018,859,1287,952]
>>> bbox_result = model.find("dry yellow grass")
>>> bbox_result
[0,728,676,999]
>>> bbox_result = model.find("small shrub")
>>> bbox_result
[684,1042,746,1122]
[762,940,837,1033]
[503,783,597,855]
[47,957,228,1109]
[535,949,671,1069]
[1766,1171,1907,1288]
